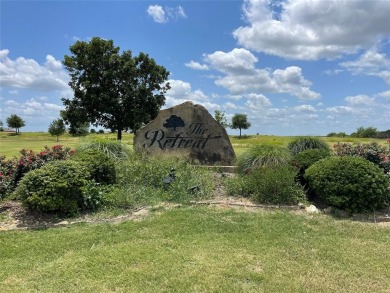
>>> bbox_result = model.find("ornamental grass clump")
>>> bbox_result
[287,136,330,156]
[236,145,291,174]
[77,138,132,161]
[304,156,390,213]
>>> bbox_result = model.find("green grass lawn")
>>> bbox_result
[0,132,134,158]
[1,207,389,292]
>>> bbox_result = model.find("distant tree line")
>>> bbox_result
[327,126,390,139]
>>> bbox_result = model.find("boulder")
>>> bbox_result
[134,101,235,165]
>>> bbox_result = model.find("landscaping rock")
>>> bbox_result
[134,101,235,165]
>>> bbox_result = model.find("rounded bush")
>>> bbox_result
[70,149,116,184]
[237,145,291,174]
[292,149,331,186]
[13,160,90,214]
[288,137,330,156]
[304,156,390,212]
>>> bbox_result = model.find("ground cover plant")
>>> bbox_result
[1,207,389,292]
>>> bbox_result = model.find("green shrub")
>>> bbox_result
[287,137,330,156]
[110,154,215,208]
[304,156,390,213]
[13,160,90,214]
[70,149,116,184]
[291,149,331,186]
[236,145,291,174]
[226,166,306,205]
[77,139,132,160]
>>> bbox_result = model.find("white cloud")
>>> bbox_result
[0,49,69,91]
[164,79,213,108]
[233,0,390,60]
[185,61,209,70]
[377,90,390,102]
[345,94,375,106]
[340,49,390,84]
[245,93,272,111]
[204,48,258,74]
[201,48,320,99]
[147,5,187,23]
[293,105,316,112]
[326,106,360,115]
[3,98,63,118]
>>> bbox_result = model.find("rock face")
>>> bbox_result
[134,101,235,165]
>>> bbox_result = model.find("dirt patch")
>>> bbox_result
[1,174,389,230]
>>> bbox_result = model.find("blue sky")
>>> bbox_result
[1,0,389,136]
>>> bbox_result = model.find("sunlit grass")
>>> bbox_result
[0,132,134,158]
[1,207,389,292]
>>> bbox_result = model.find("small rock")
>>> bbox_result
[306,204,320,214]
[55,221,69,226]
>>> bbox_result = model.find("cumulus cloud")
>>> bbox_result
[163,79,220,110]
[0,49,69,91]
[3,98,63,117]
[202,49,320,99]
[340,49,390,84]
[147,5,187,23]
[377,90,390,102]
[233,0,390,60]
[245,93,272,111]
[184,61,209,70]
[345,94,375,106]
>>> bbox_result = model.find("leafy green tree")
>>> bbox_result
[6,114,25,134]
[62,37,170,140]
[60,109,89,137]
[231,113,251,138]
[351,126,378,138]
[214,110,229,128]
[48,118,66,142]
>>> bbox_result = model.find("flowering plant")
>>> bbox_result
[333,142,390,175]
[0,145,75,198]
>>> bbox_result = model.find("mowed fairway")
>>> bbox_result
[1,207,389,292]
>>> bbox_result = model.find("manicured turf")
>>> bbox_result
[1,207,389,292]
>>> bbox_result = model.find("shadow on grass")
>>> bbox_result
[232,135,253,140]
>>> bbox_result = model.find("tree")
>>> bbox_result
[351,126,378,138]
[0,120,3,131]
[62,37,170,140]
[231,113,251,138]
[6,114,25,134]
[60,110,89,137]
[48,118,66,142]
[214,110,229,128]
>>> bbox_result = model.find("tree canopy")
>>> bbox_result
[231,113,251,138]
[214,110,229,128]
[62,37,170,140]
[6,114,25,134]
[48,118,66,142]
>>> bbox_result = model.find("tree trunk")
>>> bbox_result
[117,128,122,140]
[239,128,242,138]
[56,135,59,142]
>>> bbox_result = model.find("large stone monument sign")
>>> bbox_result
[134,101,235,165]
